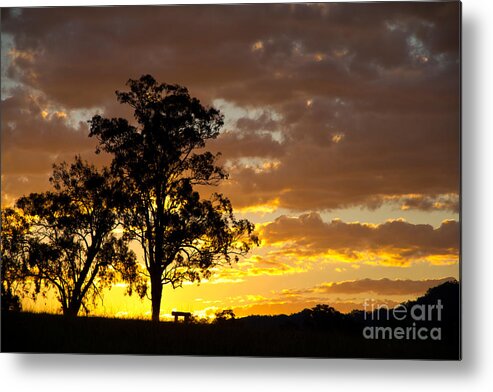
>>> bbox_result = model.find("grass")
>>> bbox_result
[1,281,461,358]
[1,310,459,359]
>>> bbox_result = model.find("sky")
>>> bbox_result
[0,2,460,320]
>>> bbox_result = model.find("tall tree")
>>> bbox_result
[89,75,258,322]
[16,157,146,317]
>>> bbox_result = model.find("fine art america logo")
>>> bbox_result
[362,299,444,341]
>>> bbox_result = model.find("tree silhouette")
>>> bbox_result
[89,75,258,322]
[214,309,236,324]
[15,157,147,317]
[1,208,30,311]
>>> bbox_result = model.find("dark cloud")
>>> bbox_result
[209,131,285,160]
[1,3,460,211]
[1,88,108,205]
[1,3,460,108]
[215,107,459,211]
[398,194,459,213]
[1,89,94,153]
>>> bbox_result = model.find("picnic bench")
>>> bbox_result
[171,311,192,323]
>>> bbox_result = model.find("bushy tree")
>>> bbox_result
[89,75,258,321]
[15,157,147,317]
[214,309,236,323]
[1,208,30,311]
[299,304,345,329]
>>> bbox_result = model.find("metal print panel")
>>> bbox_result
[0,2,461,359]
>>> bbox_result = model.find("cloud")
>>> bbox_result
[202,213,458,285]
[209,131,285,161]
[314,277,455,295]
[397,193,459,213]
[259,213,459,265]
[1,3,460,212]
[1,89,93,154]
[1,88,108,205]
[223,276,454,316]
[207,255,307,284]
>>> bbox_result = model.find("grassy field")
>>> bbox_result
[1,282,460,358]
[1,310,459,359]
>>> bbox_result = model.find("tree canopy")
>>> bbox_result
[1,207,31,311]
[13,157,146,317]
[89,75,258,321]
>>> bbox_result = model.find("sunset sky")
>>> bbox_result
[1,2,460,320]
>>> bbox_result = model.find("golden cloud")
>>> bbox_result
[259,213,459,266]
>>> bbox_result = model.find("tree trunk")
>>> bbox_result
[64,301,82,318]
[150,274,163,322]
